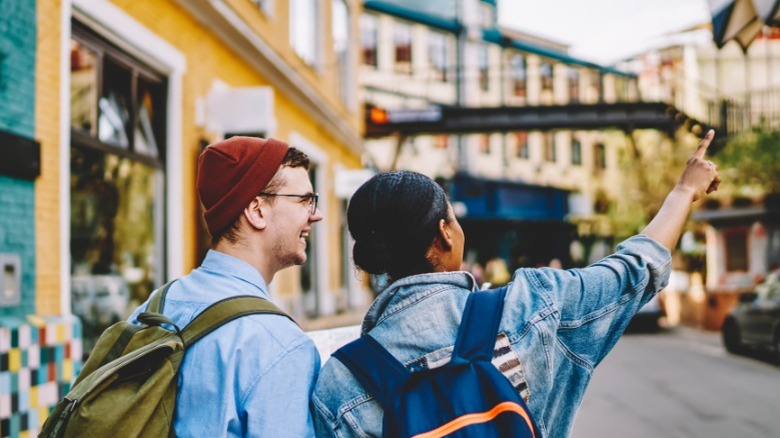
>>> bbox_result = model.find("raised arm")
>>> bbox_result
[642,129,721,252]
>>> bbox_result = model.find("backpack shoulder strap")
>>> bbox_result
[451,286,508,363]
[181,295,295,348]
[332,334,410,407]
[146,280,177,314]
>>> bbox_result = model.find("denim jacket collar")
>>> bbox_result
[361,271,477,335]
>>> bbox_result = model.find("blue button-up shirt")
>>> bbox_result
[312,235,671,438]
[129,250,320,437]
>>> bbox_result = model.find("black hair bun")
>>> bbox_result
[352,239,390,274]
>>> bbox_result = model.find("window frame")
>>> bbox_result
[568,67,580,103]
[724,228,749,272]
[509,53,527,98]
[428,30,449,83]
[393,20,413,74]
[70,22,167,169]
[360,13,378,68]
[514,132,529,159]
[478,44,490,92]
[539,60,554,92]
[544,132,557,162]
[571,138,582,165]
[332,0,351,106]
[290,0,322,68]
[69,20,170,353]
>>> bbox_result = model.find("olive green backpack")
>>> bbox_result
[40,281,293,437]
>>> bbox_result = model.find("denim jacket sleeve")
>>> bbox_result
[526,234,671,367]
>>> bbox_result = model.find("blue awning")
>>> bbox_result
[448,174,570,222]
[364,0,461,32]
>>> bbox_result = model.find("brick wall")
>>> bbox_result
[35,0,63,316]
[0,177,36,318]
[0,0,37,318]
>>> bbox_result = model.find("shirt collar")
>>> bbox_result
[199,249,270,298]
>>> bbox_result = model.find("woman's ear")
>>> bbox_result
[438,218,454,250]
[243,197,268,230]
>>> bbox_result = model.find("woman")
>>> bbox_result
[312,131,720,437]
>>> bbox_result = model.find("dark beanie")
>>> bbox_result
[197,136,290,235]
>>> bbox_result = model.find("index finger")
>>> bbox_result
[693,129,715,159]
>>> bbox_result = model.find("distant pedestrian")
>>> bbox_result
[129,136,323,437]
[312,131,721,437]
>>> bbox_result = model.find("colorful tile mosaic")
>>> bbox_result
[0,315,82,438]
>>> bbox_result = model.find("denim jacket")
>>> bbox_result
[312,235,671,438]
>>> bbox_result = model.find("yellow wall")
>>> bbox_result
[35,0,63,315]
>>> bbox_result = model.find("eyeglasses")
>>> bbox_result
[258,192,319,215]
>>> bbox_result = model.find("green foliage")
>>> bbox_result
[714,129,780,193]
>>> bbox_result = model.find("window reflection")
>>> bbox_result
[135,78,165,158]
[71,146,159,353]
[98,59,132,148]
[70,39,98,135]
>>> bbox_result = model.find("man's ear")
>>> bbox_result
[438,218,454,250]
[243,197,268,230]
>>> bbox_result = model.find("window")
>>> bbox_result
[360,14,377,67]
[290,0,320,67]
[478,44,489,92]
[615,76,630,101]
[479,135,491,154]
[568,67,579,103]
[514,132,529,159]
[509,53,526,98]
[70,23,167,354]
[590,70,602,101]
[540,61,553,92]
[301,163,319,312]
[332,0,350,105]
[571,138,582,165]
[290,134,328,317]
[594,143,606,171]
[725,229,749,272]
[544,133,556,162]
[428,31,449,82]
[394,21,412,73]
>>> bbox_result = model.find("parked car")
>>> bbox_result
[721,269,780,360]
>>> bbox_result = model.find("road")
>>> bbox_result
[572,327,780,438]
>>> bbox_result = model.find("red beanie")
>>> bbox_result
[197,136,290,235]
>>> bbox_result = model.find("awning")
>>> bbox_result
[447,174,570,222]
[710,0,780,50]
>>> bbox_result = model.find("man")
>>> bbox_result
[129,136,323,437]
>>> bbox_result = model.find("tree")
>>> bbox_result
[608,128,696,239]
[714,129,780,194]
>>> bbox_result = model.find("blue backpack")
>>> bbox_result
[333,287,540,438]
